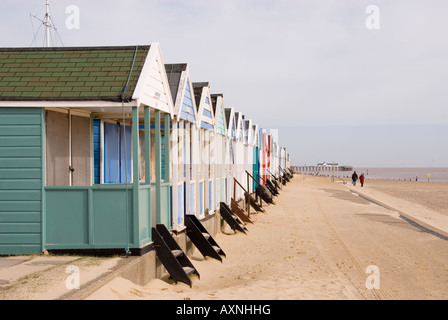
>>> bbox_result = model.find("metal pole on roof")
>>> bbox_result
[30,0,62,47]
[68,109,73,186]
[45,0,50,47]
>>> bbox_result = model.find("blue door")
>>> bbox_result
[178,184,183,225]
[208,180,212,210]
[104,122,132,183]
[199,182,204,215]
[93,119,101,184]
[120,125,132,183]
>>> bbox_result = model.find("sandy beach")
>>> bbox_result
[352,178,448,216]
[2,174,447,300]
[85,174,448,300]
[342,177,448,233]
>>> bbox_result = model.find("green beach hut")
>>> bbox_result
[0,43,174,255]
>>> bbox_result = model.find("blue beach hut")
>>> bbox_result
[165,63,199,231]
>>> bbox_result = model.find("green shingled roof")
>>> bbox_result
[0,45,150,101]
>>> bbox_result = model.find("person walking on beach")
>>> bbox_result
[359,173,365,187]
[352,171,358,186]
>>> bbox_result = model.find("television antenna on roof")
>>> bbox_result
[29,0,64,47]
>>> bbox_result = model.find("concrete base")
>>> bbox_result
[63,198,252,299]
[117,212,223,287]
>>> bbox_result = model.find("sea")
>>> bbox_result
[351,167,448,183]
[297,167,448,183]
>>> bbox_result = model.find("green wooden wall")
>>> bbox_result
[0,108,44,255]
[45,186,137,249]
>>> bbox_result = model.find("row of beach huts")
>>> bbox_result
[0,43,291,276]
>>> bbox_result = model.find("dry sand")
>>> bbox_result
[0,255,123,300]
[86,175,448,300]
[343,177,448,234]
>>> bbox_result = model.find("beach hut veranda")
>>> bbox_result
[0,44,175,255]
[193,82,216,218]
[211,93,227,211]
[259,128,271,184]
[224,107,236,204]
[251,124,260,192]
[165,63,199,231]
[243,117,253,193]
[233,111,245,200]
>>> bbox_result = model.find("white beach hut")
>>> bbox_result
[224,107,236,204]
[193,82,215,217]
[165,63,200,230]
[211,93,227,211]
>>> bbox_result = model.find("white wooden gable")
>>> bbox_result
[225,107,236,140]
[132,43,174,116]
[252,124,259,147]
[244,118,252,146]
[166,64,198,126]
[234,112,244,142]
[212,94,227,136]
[194,83,215,131]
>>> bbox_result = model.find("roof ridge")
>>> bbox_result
[0,45,149,101]
[0,45,151,52]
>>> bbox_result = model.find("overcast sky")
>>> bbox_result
[1,0,447,167]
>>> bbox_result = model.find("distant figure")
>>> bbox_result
[360,173,365,187]
[352,171,358,186]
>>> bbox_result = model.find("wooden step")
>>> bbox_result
[245,192,265,212]
[219,202,247,234]
[152,224,200,287]
[172,249,183,258]
[202,233,211,240]
[185,215,226,262]
[231,198,253,224]
[183,266,196,276]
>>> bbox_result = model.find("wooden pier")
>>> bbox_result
[292,164,353,174]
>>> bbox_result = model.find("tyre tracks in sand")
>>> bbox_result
[301,176,448,300]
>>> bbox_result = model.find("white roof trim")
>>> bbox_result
[174,67,199,126]
[225,107,235,139]
[132,42,174,117]
[196,85,215,129]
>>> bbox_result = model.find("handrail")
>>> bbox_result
[233,177,251,217]
[266,169,277,179]
[245,170,260,186]
[233,177,248,194]
[245,170,262,207]
[279,165,293,178]
[257,173,267,184]
[278,165,290,177]
[267,169,282,189]
[267,169,281,182]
